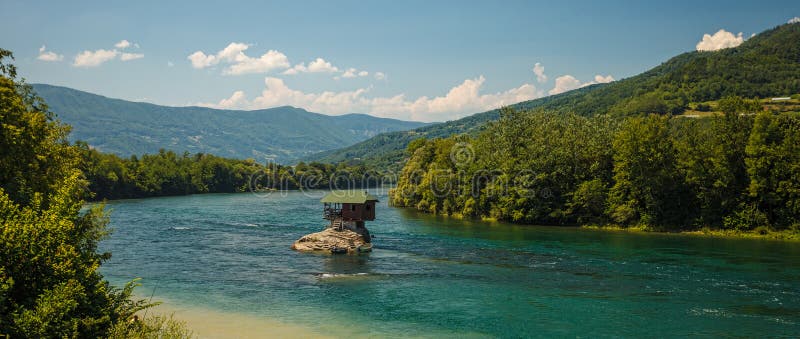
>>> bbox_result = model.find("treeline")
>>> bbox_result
[79,146,393,200]
[390,98,800,232]
[0,49,190,337]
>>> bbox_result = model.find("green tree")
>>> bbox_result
[673,111,753,228]
[0,57,75,208]
[607,115,689,227]
[744,111,800,229]
[0,49,189,338]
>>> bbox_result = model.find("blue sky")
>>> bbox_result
[2,1,798,122]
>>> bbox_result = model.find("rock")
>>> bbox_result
[291,227,370,253]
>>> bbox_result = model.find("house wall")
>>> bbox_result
[364,201,375,220]
[341,201,376,220]
[342,203,363,220]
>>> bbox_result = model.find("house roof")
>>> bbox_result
[320,190,379,204]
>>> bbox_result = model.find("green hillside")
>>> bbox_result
[304,22,800,168]
[33,84,427,163]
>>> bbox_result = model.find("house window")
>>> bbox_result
[365,204,371,210]
[351,205,356,211]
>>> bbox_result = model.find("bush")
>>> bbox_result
[695,103,712,112]
[723,203,770,230]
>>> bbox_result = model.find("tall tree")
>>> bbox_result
[0,49,165,337]
[745,111,800,229]
[607,115,689,227]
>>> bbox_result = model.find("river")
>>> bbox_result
[98,190,800,337]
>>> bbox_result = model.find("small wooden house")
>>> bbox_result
[321,191,378,230]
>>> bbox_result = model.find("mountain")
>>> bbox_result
[304,22,800,168]
[32,84,427,163]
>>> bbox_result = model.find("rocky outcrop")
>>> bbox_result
[292,227,371,253]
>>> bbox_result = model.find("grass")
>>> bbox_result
[107,313,194,339]
[677,95,800,119]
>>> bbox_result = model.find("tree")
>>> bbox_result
[0,52,75,208]
[673,111,753,228]
[0,49,188,338]
[607,115,689,227]
[744,111,800,229]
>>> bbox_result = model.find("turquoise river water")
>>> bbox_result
[98,190,800,337]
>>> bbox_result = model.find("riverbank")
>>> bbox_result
[399,207,800,242]
[581,224,800,241]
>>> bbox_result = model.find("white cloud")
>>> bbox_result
[120,52,144,61]
[73,49,119,67]
[696,29,744,51]
[342,68,357,78]
[533,62,547,83]
[72,40,145,67]
[548,74,615,95]
[187,43,290,75]
[198,75,543,122]
[282,63,306,75]
[167,61,175,67]
[187,51,216,68]
[374,72,386,80]
[197,90,248,109]
[789,17,800,24]
[37,45,63,62]
[549,75,582,95]
[226,50,290,75]
[307,58,339,73]
[593,74,614,83]
[283,57,341,76]
[189,44,376,80]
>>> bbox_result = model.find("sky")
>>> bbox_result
[2,1,799,122]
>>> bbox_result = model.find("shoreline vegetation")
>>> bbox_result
[402,207,800,242]
[581,224,800,241]
[79,146,394,201]
[389,104,800,240]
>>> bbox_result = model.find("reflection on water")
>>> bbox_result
[100,191,800,337]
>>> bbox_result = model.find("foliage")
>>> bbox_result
[745,111,800,228]
[0,73,75,208]
[607,115,689,227]
[673,104,753,227]
[1,49,185,337]
[107,313,193,339]
[391,106,800,232]
[392,109,619,225]
[79,147,394,200]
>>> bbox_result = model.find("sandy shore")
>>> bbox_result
[149,302,332,339]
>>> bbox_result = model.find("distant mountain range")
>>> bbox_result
[33,84,427,163]
[303,22,800,168]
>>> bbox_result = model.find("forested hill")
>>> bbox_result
[304,22,800,168]
[33,84,427,163]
